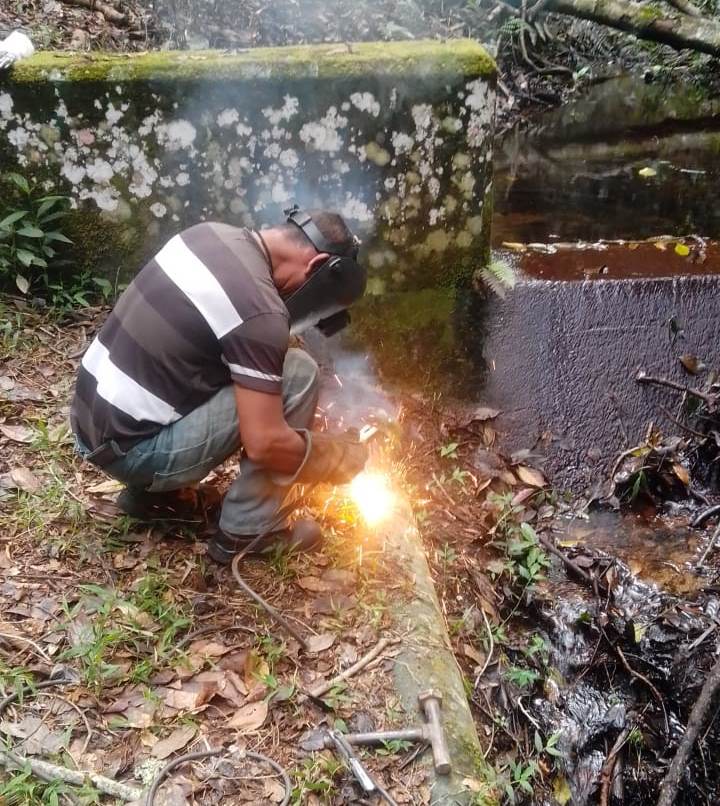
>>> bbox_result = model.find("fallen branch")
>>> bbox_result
[308,637,396,699]
[615,645,669,733]
[657,653,720,806]
[636,370,716,412]
[62,0,128,24]
[0,750,143,802]
[547,0,720,57]
[665,0,703,16]
[537,533,592,584]
[599,723,633,806]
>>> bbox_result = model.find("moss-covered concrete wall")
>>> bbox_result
[0,40,496,289]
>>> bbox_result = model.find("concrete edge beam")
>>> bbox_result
[384,499,483,803]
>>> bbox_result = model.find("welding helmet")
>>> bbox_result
[283,206,366,336]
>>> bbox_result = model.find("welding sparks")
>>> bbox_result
[349,471,396,526]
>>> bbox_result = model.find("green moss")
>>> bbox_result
[65,211,143,278]
[9,40,495,84]
[635,2,665,23]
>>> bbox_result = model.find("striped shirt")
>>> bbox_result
[71,223,289,453]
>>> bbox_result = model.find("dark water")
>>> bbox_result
[494,76,720,246]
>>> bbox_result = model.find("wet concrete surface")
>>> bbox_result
[478,273,720,490]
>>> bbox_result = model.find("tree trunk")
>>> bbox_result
[547,0,720,57]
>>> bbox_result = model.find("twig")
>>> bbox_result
[308,637,397,699]
[474,606,495,688]
[0,750,142,801]
[657,652,720,806]
[599,723,633,806]
[636,371,716,411]
[615,645,669,733]
[537,533,593,583]
[696,520,720,569]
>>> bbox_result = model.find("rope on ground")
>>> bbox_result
[144,747,291,806]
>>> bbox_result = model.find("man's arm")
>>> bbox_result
[233,384,306,474]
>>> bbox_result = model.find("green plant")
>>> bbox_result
[440,441,459,459]
[478,259,517,299]
[534,730,563,759]
[505,759,538,802]
[0,766,100,805]
[0,173,72,293]
[503,665,540,689]
[290,756,344,804]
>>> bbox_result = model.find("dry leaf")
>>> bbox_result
[463,644,486,667]
[151,725,197,759]
[87,479,124,495]
[516,466,546,488]
[0,424,34,443]
[297,576,326,593]
[672,463,690,485]
[218,650,250,674]
[305,633,336,654]
[679,354,705,375]
[1,716,66,755]
[164,675,221,711]
[0,376,15,391]
[9,466,40,493]
[227,700,268,732]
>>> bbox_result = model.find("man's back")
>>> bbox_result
[71,222,290,453]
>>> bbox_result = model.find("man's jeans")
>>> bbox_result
[77,348,319,535]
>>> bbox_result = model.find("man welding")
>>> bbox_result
[70,207,368,564]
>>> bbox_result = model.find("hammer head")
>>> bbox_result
[417,689,451,775]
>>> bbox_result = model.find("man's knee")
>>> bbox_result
[283,348,320,412]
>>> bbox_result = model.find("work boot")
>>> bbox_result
[116,486,207,521]
[206,518,323,565]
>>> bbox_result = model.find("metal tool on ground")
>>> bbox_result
[326,730,399,806]
[322,689,452,775]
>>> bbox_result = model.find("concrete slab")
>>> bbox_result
[480,274,720,490]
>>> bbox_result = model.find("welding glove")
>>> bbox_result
[0,32,34,70]
[296,431,368,486]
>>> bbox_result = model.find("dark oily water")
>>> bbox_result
[553,510,705,595]
[494,75,720,245]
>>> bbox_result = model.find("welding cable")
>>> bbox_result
[229,500,311,650]
[691,504,720,529]
[144,747,291,806]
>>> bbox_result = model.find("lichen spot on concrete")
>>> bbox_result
[157,120,197,152]
[299,107,347,153]
[0,92,13,119]
[217,108,240,127]
[391,132,414,155]
[365,142,391,166]
[263,95,299,126]
[350,92,380,117]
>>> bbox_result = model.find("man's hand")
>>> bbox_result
[297,432,368,486]
[0,32,34,71]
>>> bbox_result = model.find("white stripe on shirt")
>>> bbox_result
[82,338,181,424]
[225,361,282,383]
[155,233,244,339]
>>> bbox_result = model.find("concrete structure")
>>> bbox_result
[0,41,495,289]
[480,274,720,490]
